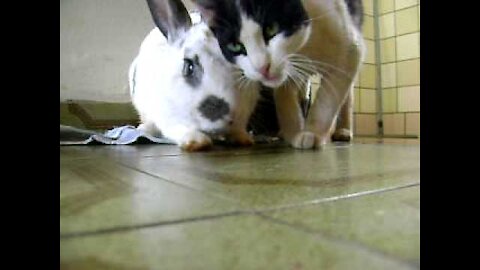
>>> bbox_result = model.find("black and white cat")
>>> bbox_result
[192,0,365,149]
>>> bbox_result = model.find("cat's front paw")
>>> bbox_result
[332,128,353,142]
[179,131,212,152]
[228,129,254,146]
[291,131,329,149]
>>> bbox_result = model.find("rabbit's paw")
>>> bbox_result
[179,131,213,152]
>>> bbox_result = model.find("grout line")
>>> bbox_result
[248,182,420,214]
[378,111,420,115]
[356,86,377,90]
[392,1,400,117]
[380,31,419,41]
[255,213,419,270]
[379,4,420,17]
[60,210,249,240]
[382,57,420,65]
[60,182,419,240]
[114,161,240,204]
[355,134,419,139]
[373,0,384,136]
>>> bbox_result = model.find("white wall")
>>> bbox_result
[60,0,195,102]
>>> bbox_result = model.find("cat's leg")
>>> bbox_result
[228,129,254,146]
[227,84,261,146]
[305,72,359,147]
[228,110,255,146]
[332,85,354,142]
[303,40,364,148]
[274,83,318,148]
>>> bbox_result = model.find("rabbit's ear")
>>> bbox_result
[190,0,224,27]
[146,0,192,44]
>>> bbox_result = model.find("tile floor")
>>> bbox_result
[60,138,420,270]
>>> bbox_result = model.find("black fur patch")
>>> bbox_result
[194,0,309,63]
[247,86,279,136]
[344,0,364,28]
[239,0,309,40]
[198,95,230,121]
[195,0,242,63]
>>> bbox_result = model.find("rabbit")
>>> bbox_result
[129,0,260,151]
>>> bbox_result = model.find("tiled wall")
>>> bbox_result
[353,0,377,136]
[354,0,420,137]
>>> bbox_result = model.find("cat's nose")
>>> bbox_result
[258,63,271,78]
[198,95,230,122]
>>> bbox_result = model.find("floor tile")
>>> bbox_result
[60,215,415,270]
[60,159,238,235]
[118,144,420,209]
[262,186,420,266]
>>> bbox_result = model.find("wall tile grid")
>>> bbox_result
[307,0,420,137]
[354,0,420,137]
[354,0,377,136]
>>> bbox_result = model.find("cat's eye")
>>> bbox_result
[226,42,246,54]
[183,58,195,77]
[265,23,280,38]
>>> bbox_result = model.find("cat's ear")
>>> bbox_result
[190,0,219,26]
[146,0,192,43]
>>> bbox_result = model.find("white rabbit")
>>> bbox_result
[129,0,260,151]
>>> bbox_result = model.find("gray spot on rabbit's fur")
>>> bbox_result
[198,95,230,122]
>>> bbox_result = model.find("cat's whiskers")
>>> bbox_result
[295,65,342,103]
[285,69,300,91]
[233,70,244,79]
[236,73,249,91]
[302,7,338,23]
[289,54,354,80]
[291,66,315,82]
[285,54,348,104]
[293,58,353,79]
[246,78,256,92]
[288,56,321,81]
[290,61,318,75]
[287,55,346,104]
[286,64,309,92]
[239,78,249,91]
[290,61,337,84]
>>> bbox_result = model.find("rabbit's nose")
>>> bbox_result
[198,95,230,121]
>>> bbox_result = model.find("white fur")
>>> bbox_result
[129,20,259,150]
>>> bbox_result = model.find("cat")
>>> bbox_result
[191,0,365,149]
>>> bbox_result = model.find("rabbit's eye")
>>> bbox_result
[183,59,195,77]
